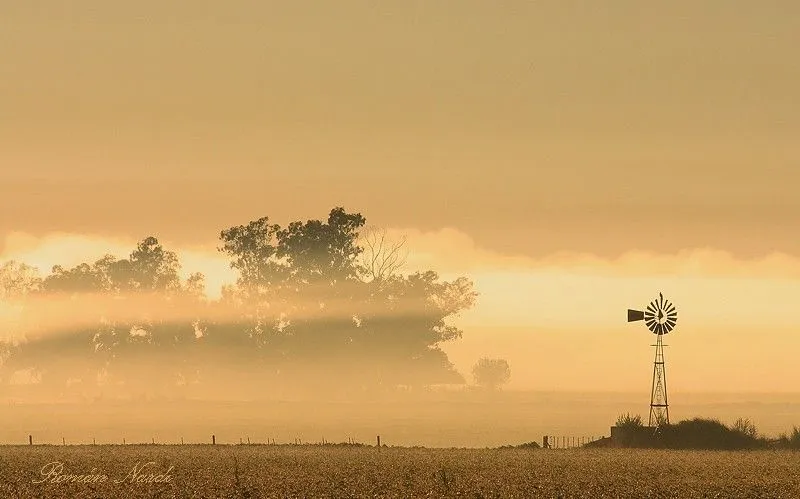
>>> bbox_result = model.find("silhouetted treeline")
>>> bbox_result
[0,208,477,401]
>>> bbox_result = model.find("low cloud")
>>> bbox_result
[3,228,800,295]
[386,227,800,279]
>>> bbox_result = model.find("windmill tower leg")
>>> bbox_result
[649,334,669,427]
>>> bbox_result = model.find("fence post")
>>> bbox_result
[212,435,216,445]
[377,435,381,449]
[29,435,32,446]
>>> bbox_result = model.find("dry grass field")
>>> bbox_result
[0,445,798,498]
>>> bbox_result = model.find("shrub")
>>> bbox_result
[616,413,643,429]
[732,417,758,439]
[659,418,762,450]
[790,427,800,449]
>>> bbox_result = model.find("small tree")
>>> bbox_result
[0,261,41,300]
[472,358,511,390]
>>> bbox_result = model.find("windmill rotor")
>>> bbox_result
[628,292,677,335]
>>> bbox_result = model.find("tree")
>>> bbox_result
[472,358,511,390]
[276,207,366,286]
[42,262,106,294]
[128,237,181,292]
[218,217,283,295]
[217,208,477,390]
[0,261,41,300]
[6,237,206,400]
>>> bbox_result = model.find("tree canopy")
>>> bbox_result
[472,357,511,390]
[0,208,477,401]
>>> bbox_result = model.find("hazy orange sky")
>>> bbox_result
[1,1,799,393]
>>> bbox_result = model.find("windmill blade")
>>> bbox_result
[656,323,664,335]
[665,303,676,314]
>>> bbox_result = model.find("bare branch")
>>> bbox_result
[357,227,409,283]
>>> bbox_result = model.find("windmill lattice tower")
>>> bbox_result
[627,292,678,428]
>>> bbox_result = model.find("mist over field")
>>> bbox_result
[0,208,798,452]
[2,391,798,448]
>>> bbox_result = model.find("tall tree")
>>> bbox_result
[217,208,476,390]
[219,217,283,294]
[276,207,366,286]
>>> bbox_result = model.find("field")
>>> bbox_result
[1,445,798,498]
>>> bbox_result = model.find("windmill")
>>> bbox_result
[627,292,677,427]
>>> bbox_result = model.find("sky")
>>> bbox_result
[1,1,799,393]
